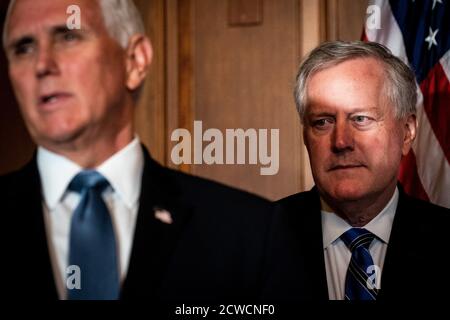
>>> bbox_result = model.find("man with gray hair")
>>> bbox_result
[263,41,450,301]
[1,0,275,302]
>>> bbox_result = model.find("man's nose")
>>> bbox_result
[35,45,58,78]
[332,121,354,153]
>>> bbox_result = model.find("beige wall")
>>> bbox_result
[183,0,303,200]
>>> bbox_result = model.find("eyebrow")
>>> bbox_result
[54,25,71,33]
[308,107,379,117]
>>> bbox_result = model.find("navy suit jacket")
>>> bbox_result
[263,186,450,301]
[0,147,275,302]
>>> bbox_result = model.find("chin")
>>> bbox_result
[333,189,365,201]
[326,180,368,202]
[34,124,85,147]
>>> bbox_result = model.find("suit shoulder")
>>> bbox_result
[162,166,271,207]
[404,194,450,219]
[0,168,21,182]
[0,165,30,193]
[276,190,315,207]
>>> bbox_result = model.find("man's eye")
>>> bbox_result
[58,32,80,43]
[64,33,77,41]
[352,115,373,124]
[14,44,33,56]
[354,115,368,122]
[312,118,334,129]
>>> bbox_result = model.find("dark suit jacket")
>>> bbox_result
[263,186,450,301]
[0,147,274,302]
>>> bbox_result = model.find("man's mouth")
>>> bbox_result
[38,92,72,108]
[329,164,365,171]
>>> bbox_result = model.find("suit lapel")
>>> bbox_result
[378,187,423,300]
[303,188,329,300]
[12,159,59,299]
[120,148,193,300]
[278,188,328,300]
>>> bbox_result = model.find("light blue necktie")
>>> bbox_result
[67,171,120,300]
[341,228,378,300]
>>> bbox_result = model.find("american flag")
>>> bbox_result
[363,0,450,208]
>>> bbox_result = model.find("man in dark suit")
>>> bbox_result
[263,41,450,301]
[1,0,274,302]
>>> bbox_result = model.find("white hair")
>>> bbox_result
[98,0,145,48]
[294,41,417,123]
[3,0,145,49]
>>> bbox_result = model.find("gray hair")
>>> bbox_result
[294,41,417,123]
[3,0,145,49]
[99,0,145,48]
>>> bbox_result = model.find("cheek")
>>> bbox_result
[102,59,127,93]
[361,131,402,170]
[79,54,125,104]
[306,132,327,154]
[9,67,38,122]
[10,67,32,102]
[63,57,106,111]
[305,135,329,171]
[386,135,404,168]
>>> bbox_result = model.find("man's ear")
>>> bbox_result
[125,34,153,91]
[402,114,417,155]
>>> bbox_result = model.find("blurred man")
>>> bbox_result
[1,0,274,301]
[264,41,450,301]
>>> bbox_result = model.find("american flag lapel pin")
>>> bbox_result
[153,207,173,225]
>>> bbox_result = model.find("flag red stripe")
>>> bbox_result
[361,29,368,42]
[398,150,430,202]
[419,62,450,163]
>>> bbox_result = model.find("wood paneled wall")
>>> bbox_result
[181,0,304,200]
[133,0,167,164]
[324,0,369,41]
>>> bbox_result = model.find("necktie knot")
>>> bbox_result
[68,170,110,194]
[340,228,375,252]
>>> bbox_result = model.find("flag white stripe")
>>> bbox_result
[365,0,409,63]
[440,49,450,84]
[414,90,450,207]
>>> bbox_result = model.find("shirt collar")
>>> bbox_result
[37,137,144,211]
[97,137,144,210]
[321,187,399,249]
[37,147,82,210]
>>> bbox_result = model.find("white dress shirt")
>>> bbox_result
[37,137,144,299]
[321,187,399,300]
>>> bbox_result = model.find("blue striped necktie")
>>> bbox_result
[67,171,120,300]
[341,228,378,300]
